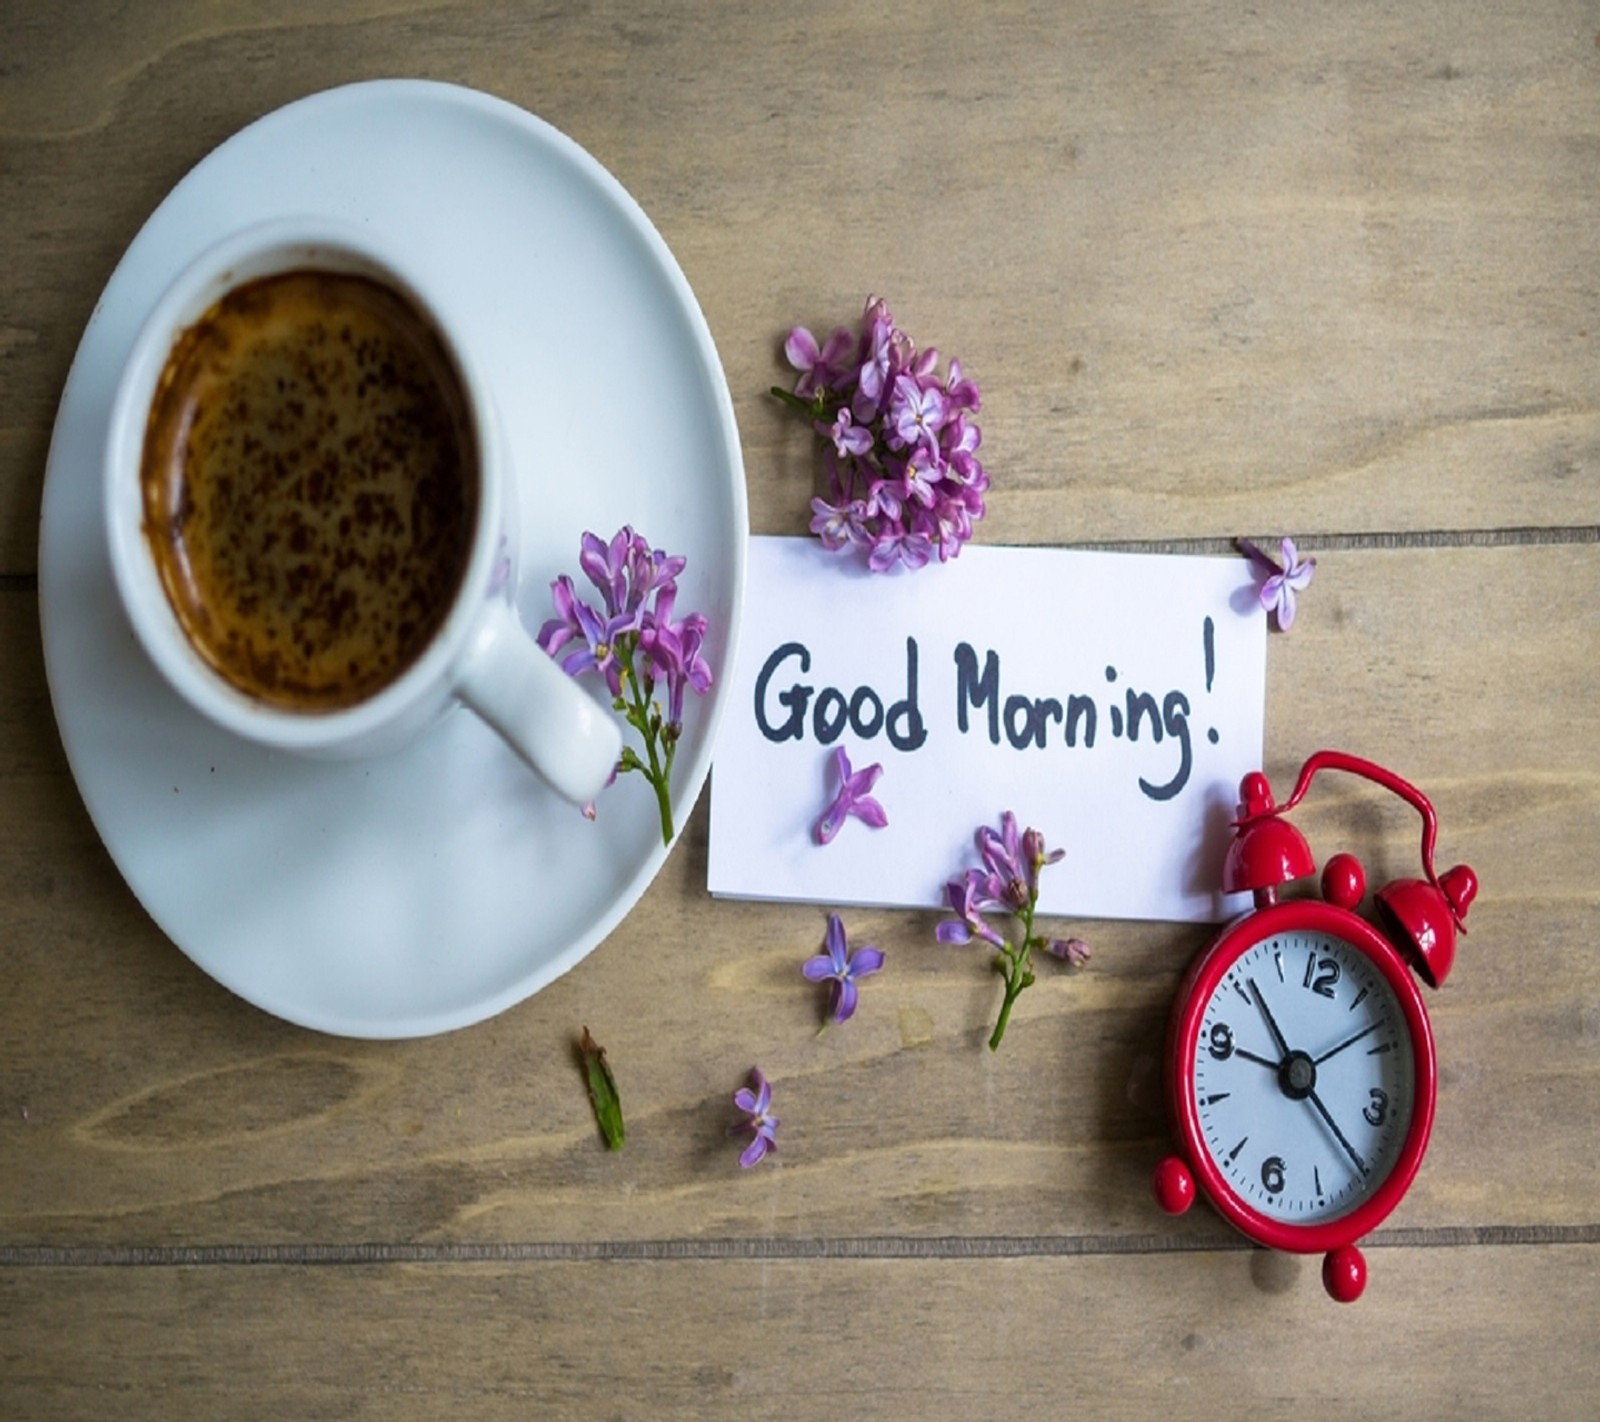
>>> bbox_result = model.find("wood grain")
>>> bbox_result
[3,3,1598,569]
[4,1247,1598,1420]
[2,2,1597,1416]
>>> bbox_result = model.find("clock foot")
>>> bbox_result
[1152,1156,1195,1215]
[1322,1244,1367,1303]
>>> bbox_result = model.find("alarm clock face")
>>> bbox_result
[1189,927,1418,1226]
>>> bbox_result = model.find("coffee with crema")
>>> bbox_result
[140,270,478,711]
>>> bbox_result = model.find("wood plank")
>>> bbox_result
[3,1244,1598,1419]
[3,2,1598,569]
[3,541,1597,1244]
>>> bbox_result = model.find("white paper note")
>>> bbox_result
[708,537,1267,923]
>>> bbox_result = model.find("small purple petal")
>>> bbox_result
[936,919,974,946]
[832,977,859,1023]
[814,804,847,846]
[1275,586,1298,631]
[843,761,883,799]
[739,1134,772,1169]
[801,955,835,983]
[850,946,886,976]
[784,326,820,370]
[823,913,849,970]
[851,796,888,829]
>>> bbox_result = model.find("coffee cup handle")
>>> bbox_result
[459,602,624,805]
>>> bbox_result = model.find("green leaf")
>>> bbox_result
[579,1027,625,1150]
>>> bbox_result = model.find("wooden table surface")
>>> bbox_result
[3,4,1597,1417]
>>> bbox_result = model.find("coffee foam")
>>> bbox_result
[140,271,478,711]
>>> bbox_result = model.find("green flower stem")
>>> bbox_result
[769,385,822,418]
[988,896,1039,1052]
[619,652,675,847]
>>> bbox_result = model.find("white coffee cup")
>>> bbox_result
[104,217,622,803]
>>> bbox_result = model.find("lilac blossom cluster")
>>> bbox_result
[937,812,1090,1051]
[538,525,712,846]
[775,296,989,572]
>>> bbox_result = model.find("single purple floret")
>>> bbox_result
[977,810,1031,910]
[826,406,874,459]
[1021,826,1066,896]
[887,373,948,453]
[1238,536,1316,632]
[802,913,886,1025]
[814,745,888,845]
[785,324,854,398]
[536,574,632,698]
[935,870,1007,949]
[810,497,870,552]
[733,1067,778,1168]
[853,297,900,419]
[578,527,636,622]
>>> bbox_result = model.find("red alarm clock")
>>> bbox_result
[1152,750,1477,1302]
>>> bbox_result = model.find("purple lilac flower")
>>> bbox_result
[827,407,874,459]
[1021,826,1066,895]
[784,324,854,399]
[624,540,687,619]
[537,575,632,697]
[639,584,713,726]
[776,296,987,573]
[888,373,948,453]
[935,870,1007,949]
[578,528,634,621]
[937,811,1090,1052]
[733,1068,778,1168]
[814,745,888,845]
[867,525,933,573]
[944,358,980,412]
[576,525,687,625]
[976,810,1030,910]
[540,526,712,847]
[810,496,869,552]
[1237,536,1316,631]
[902,447,944,509]
[853,297,900,418]
[802,913,886,1024]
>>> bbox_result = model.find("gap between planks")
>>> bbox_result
[3,524,1599,593]
[3,1223,1597,1269]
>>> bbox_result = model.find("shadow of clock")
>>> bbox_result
[1249,1246,1303,1295]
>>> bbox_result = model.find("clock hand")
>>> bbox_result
[1233,1048,1281,1070]
[1306,1087,1368,1177]
[1246,979,1293,1059]
[1313,1022,1381,1066]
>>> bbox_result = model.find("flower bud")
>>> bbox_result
[1045,937,1091,967]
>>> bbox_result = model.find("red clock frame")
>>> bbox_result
[1152,750,1477,1302]
[1163,897,1437,1257]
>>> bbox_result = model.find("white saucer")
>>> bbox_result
[38,81,747,1038]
